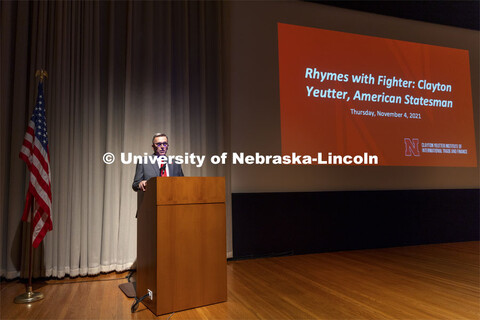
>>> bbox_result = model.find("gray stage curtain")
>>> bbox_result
[0,0,228,279]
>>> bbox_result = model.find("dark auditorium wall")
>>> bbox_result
[232,189,480,259]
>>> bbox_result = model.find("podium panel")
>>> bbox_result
[137,177,226,315]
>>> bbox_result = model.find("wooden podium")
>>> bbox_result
[136,177,227,315]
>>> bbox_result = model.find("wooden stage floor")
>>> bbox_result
[1,241,479,319]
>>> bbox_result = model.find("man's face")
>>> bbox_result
[152,136,169,156]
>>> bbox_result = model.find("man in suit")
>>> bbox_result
[132,133,184,191]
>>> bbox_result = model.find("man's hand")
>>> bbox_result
[139,180,147,191]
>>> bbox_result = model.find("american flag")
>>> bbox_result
[19,82,53,248]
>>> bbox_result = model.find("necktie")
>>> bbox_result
[160,163,167,177]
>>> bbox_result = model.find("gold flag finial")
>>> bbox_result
[35,69,48,83]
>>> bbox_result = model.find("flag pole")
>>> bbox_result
[14,70,48,304]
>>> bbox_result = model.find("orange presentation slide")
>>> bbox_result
[278,23,477,167]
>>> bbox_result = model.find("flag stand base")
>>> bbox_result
[14,286,44,304]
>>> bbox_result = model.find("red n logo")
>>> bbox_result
[404,138,420,156]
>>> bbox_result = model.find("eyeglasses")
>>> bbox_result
[154,142,169,147]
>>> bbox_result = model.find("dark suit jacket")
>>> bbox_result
[132,161,184,191]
